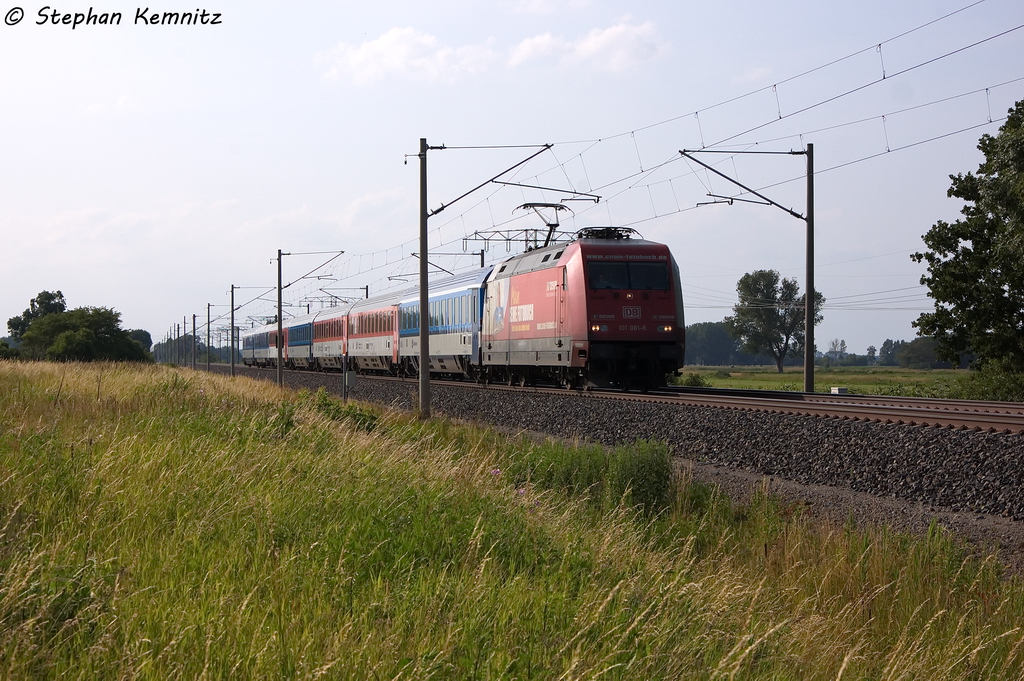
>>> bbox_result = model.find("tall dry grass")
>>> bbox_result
[1,359,1022,678]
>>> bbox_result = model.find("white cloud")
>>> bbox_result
[511,0,591,14]
[508,33,570,67]
[319,28,498,85]
[320,20,666,85]
[510,20,667,73]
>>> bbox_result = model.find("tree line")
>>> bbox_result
[2,291,152,362]
[684,320,956,370]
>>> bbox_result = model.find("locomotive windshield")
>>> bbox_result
[628,262,669,290]
[587,261,669,290]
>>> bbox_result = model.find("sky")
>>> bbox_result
[2,0,1023,356]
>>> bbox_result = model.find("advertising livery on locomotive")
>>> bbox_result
[241,227,684,390]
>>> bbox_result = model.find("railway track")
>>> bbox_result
[227,365,1024,435]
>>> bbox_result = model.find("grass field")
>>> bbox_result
[3,360,1024,678]
[678,365,972,394]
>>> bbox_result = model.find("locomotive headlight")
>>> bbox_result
[590,324,608,332]
[657,324,673,332]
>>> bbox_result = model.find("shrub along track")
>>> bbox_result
[211,365,1024,573]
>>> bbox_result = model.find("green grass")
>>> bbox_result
[678,365,975,394]
[677,364,1024,400]
[2,360,1024,678]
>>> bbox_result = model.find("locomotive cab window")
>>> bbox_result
[629,262,669,290]
[587,261,669,290]
[587,262,629,289]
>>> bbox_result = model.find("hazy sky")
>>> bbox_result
[2,0,1022,355]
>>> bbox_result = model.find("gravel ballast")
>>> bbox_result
[218,366,1024,571]
[255,370,1024,520]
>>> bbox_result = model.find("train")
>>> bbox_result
[241,227,685,390]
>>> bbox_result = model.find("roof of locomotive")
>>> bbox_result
[488,229,669,282]
[489,242,567,282]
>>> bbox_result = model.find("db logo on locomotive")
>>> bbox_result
[622,306,641,319]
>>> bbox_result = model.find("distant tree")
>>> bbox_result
[7,290,67,340]
[21,307,148,362]
[827,338,848,363]
[866,345,877,365]
[684,321,737,365]
[878,339,905,366]
[838,352,869,367]
[0,339,18,360]
[49,327,98,362]
[895,336,954,370]
[725,269,824,373]
[912,100,1024,369]
[129,329,153,352]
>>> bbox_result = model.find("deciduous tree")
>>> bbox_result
[21,307,148,362]
[724,269,824,373]
[912,100,1024,368]
[684,321,737,366]
[129,329,153,352]
[6,290,66,340]
[0,339,17,360]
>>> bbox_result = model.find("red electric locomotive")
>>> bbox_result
[481,227,684,389]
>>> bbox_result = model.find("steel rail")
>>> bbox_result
[217,365,1024,434]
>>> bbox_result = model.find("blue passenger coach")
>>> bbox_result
[284,313,317,369]
[398,267,492,378]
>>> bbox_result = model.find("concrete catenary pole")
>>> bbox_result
[418,137,430,419]
[277,249,284,388]
[803,143,815,394]
[206,304,211,371]
[230,285,236,377]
